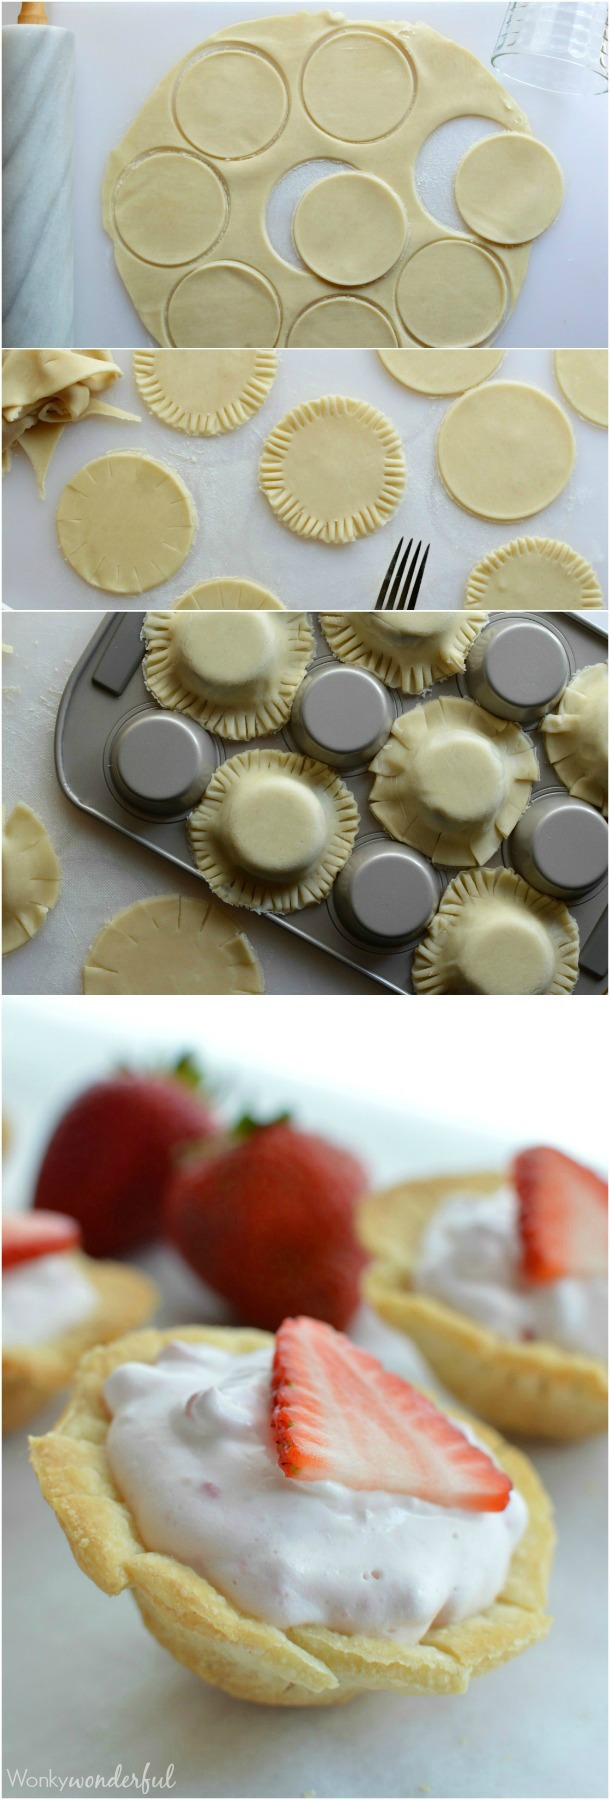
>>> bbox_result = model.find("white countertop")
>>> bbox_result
[3,347,608,612]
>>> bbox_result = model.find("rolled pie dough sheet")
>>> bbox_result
[369,695,538,866]
[396,242,507,348]
[82,894,263,994]
[554,350,608,429]
[454,134,564,246]
[56,453,197,594]
[2,804,61,955]
[465,537,604,612]
[259,395,406,544]
[132,348,278,436]
[377,349,504,395]
[319,610,488,695]
[411,867,579,996]
[2,349,139,496]
[142,607,314,739]
[188,748,359,912]
[541,664,608,818]
[102,15,534,348]
[437,382,576,522]
[172,579,285,611]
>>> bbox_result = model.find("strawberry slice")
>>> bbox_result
[271,1317,511,1512]
[2,1211,81,1270]
[513,1147,608,1284]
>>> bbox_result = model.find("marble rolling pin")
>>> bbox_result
[2,2,74,346]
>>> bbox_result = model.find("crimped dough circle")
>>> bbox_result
[554,350,608,428]
[133,349,277,436]
[142,608,314,739]
[82,894,263,995]
[56,453,197,595]
[369,696,538,866]
[319,611,488,696]
[172,579,285,612]
[465,537,604,612]
[378,349,504,395]
[455,134,564,246]
[293,173,407,287]
[411,867,579,995]
[437,383,575,521]
[188,748,359,912]
[2,803,61,954]
[541,663,608,818]
[396,242,506,347]
[259,394,406,544]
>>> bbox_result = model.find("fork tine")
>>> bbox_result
[375,537,404,609]
[407,544,430,610]
[386,538,413,610]
[396,539,422,609]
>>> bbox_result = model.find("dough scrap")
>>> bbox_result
[320,611,488,695]
[465,537,604,612]
[541,664,608,818]
[288,299,398,349]
[455,134,564,245]
[411,867,579,996]
[369,696,538,866]
[82,894,263,994]
[259,395,406,544]
[377,349,504,395]
[172,579,285,612]
[437,383,575,522]
[56,453,197,595]
[293,172,407,287]
[2,349,139,496]
[554,350,608,428]
[142,608,314,739]
[188,749,359,912]
[132,349,278,436]
[2,804,61,954]
[396,242,506,348]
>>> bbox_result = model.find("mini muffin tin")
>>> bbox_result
[55,612,608,994]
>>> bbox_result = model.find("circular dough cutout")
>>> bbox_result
[175,50,287,159]
[378,349,504,395]
[188,749,359,912]
[437,382,575,521]
[541,664,608,817]
[288,298,398,349]
[167,263,282,349]
[320,610,488,695]
[293,172,407,287]
[259,395,406,544]
[397,242,506,347]
[2,803,61,955]
[142,608,314,739]
[302,29,414,142]
[455,134,564,245]
[173,579,285,612]
[554,350,608,428]
[83,894,263,994]
[133,349,278,436]
[114,153,227,266]
[411,868,579,995]
[465,537,604,612]
[56,453,197,595]
[369,695,538,866]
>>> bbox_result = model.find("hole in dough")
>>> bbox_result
[377,348,504,395]
[411,868,579,995]
[397,242,507,347]
[142,608,314,739]
[302,28,415,142]
[266,158,354,272]
[132,349,277,436]
[455,134,564,245]
[172,579,285,612]
[174,48,288,160]
[82,894,263,995]
[554,350,608,429]
[56,453,197,595]
[288,298,398,349]
[114,152,228,267]
[166,262,282,349]
[3,803,61,954]
[259,395,406,545]
[293,172,407,287]
[369,695,538,865]
[541,664,608,817]
[465,538,604,612]
[437,382,576,521]
[188,749,359,912]
[415,116,504,235]
[320,610,488,695]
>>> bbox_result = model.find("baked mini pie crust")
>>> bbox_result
[465,537,604,612]
[30,1324,555,1707]
[320,611,488,696]
[142,607,314,739]
[172,578,285,611]
[541,663,608,817]
[411,867,580,996]
[369,697,538,866]
[3,804,61,954]
[4,1255,158,1435]
[133,349,278,437]
[259,395,406,544]
[359,1173,607,1440]
[82,894,263,995]
[188,748,359,913]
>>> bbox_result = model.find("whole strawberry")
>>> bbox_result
[33,1058,218,1257]
[165,1119,369,1331]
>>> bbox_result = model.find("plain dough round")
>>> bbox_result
[411,868,579,996]
[172,579,285,611]
[142,608,314,738]
[320,610,488,695]
[82,894,263,995]
[188,749,359,912]
[293,173,407,287]
[2,804,61,954]
[167,263,281,349]
[465,537,604,612]
[175,49,287,159]
[541,663,608,817]
[114,153,227,265]
[259,395,406,544]
[554,350,608,428]
[369,696,538,866]
[56,453,197,594]
[455,134,564,245]
[396,242,507,347]
[287,298,398,349]
[437,383,576,521]
[302,28,414,141]
[132,349,277,436]
[377,349,504,395]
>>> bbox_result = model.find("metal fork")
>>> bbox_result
[375,537,430,610]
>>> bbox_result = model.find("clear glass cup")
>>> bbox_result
[492,2,608,94]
